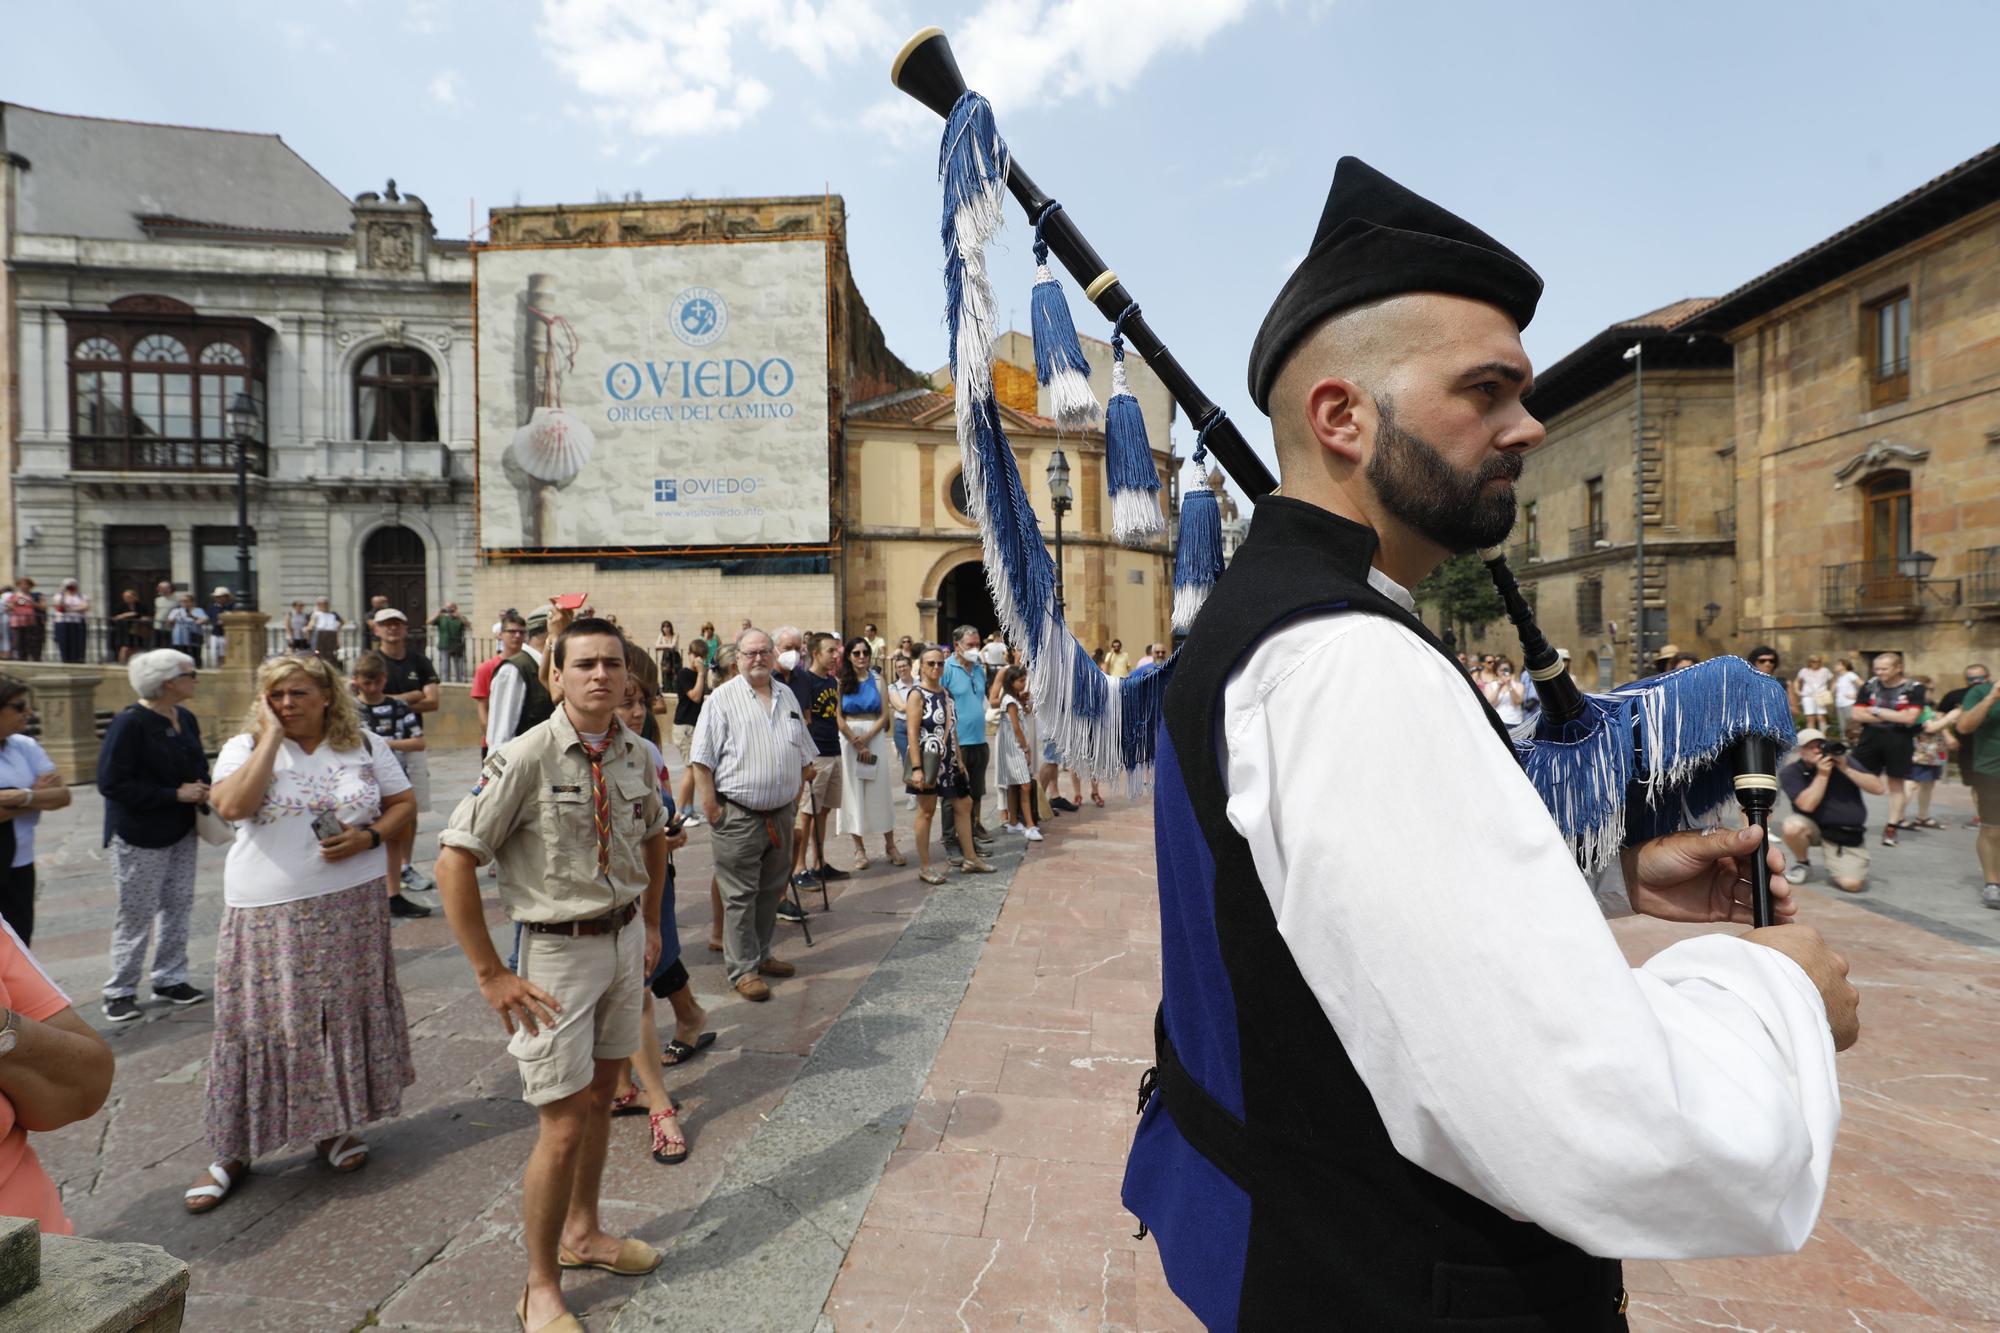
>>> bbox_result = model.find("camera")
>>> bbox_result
[1821,740,1849,759]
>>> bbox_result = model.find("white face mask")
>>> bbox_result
[960,643,979,661]
[777,649,800,672]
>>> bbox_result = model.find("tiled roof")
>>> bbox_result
[845,384,1091,435]
[1613,296,1716,331]
[1689,141,2000,333]
[847,388,950,422]
[1528,298,1730,422]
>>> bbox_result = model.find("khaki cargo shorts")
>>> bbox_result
[507,915,645,1106]
[798,753,843,819]
[1787,814,1870,883]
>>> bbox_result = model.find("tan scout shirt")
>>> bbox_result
[441,707,668,923]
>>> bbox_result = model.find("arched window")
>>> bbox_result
[355,347,439,442]
[946,470,971,522]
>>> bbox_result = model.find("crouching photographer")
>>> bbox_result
[1779,728,1887,893]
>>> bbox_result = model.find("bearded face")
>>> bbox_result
[1365,394,1523,554]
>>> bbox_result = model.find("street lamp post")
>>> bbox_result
[1622,342,1647,678]
[1046,448,1073,618]
[225,391,263,611]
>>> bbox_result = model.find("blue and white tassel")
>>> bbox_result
[1515,652,1798,876]
[1028,203,1100,428]
[1104,303,1163,543]
[936,92,1153,781]
[1171,423,1227,632]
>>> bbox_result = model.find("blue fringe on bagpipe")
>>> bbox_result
[1517,653,1798,875]
[937,92,1152,781]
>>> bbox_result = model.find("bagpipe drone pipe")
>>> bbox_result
[890,27,1795,918]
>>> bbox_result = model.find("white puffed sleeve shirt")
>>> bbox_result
[1219,568,1840,1260]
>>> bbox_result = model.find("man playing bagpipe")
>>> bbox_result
[1123,158,1858,1330]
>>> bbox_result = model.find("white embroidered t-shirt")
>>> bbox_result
[212,730,411,908]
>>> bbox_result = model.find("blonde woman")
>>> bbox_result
[185,656,417,1214]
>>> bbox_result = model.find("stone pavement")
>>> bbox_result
[20,743,2000,1331]
[25,746,1040,1331]
[826,781,2000,1332]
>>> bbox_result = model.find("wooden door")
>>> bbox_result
[361,526,428,642]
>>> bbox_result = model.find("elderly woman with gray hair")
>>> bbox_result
[95,649,211,1023]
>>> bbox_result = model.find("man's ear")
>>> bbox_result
[1305,377,1367,464]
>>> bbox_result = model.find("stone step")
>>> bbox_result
[0,1230,187,1332]
[0,1218,37,1306]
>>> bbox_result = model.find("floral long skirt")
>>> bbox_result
[205,878,415,1162]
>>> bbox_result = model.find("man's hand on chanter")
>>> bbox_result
[1625,825,1794,926]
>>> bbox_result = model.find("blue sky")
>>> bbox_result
[7,0,1997,486]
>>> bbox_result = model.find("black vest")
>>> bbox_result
[1122,497,1626,1331]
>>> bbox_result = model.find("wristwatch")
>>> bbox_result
[366,827,382,849]
[0,1008,18,1058]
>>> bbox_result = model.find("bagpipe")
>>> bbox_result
[891,28,1795,922]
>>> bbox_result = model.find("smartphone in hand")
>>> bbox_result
[554,592,589,611]
[311,809,345,842]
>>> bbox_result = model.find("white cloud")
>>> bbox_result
[406,0,447,34]
[428,71,461,107]
[535,0,902,138]
[957,0,1253,112]
[537,0,1255,142]
[1221,146,1286,190]
[862,0,1256,143]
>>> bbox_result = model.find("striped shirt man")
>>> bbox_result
[690,673,815,812]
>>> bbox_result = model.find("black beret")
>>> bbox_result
[1247,156,1543,413]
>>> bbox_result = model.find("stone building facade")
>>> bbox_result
[0,103,475,628]
[1696,146,2000,678]
[1460,143,1999,688]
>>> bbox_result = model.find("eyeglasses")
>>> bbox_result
[740,648,774,659]
[920,658,945,669]
[176,671,199,680]
[1755,656,1777,665]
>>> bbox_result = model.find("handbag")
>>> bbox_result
[195,803,236,847]
[921,747,941,790]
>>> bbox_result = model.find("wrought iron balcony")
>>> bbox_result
[1509,540,1541,566]
[1822,556,1960,620]
[1969,546,2000,608]
[70,437,266,475]
[1568,523,1607,558]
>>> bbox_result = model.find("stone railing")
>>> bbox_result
[0,1214,187,1331]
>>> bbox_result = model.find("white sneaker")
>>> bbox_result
[1023,827,1043,842]
[1000,822,1023,834]
[1783,863,1809,886]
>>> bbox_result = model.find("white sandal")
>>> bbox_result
[184,1160,242,1214]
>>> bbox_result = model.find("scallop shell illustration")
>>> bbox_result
[509,406,596,483]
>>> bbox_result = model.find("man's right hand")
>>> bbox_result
[701,798,723,827]
[476,969,563,1037]
[1813,753,1837,778]
[1743,923,1859,1051]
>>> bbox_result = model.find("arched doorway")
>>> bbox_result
[362,525,428,631]
[936,560,998,646]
